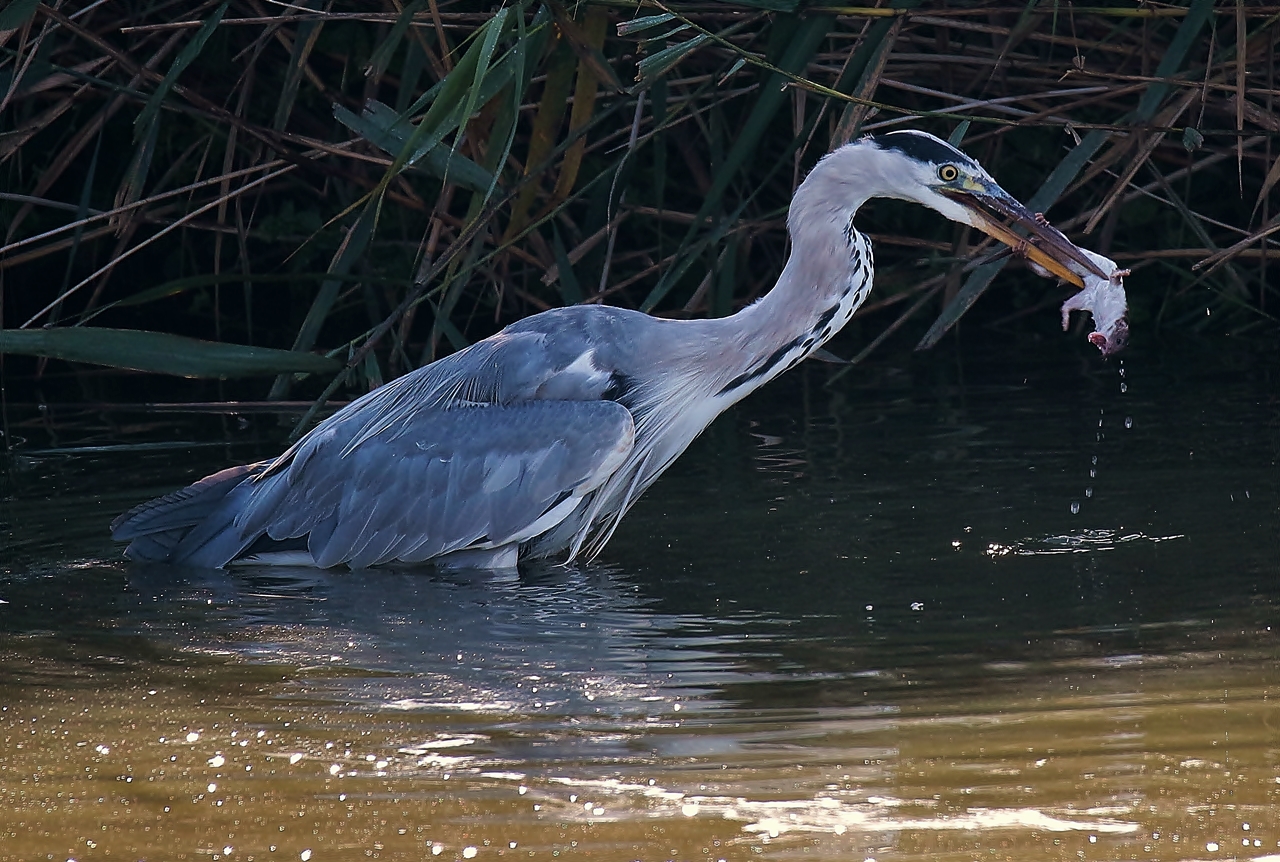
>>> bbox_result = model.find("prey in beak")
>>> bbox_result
[939,182,1106,287]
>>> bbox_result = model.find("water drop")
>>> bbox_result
[1119,382,1128,393]
[1070,501,1080,515]
[1091,455,1098,465]
[1085,488,1093,498]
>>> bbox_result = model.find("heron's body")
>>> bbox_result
[113,131,1102,569]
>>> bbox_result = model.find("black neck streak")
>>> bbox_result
[719,209,870,399]
[718,298,843,397]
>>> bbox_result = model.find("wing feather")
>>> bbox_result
[263,319,616,482]
[127,306,659,568]
[217,400,634,568]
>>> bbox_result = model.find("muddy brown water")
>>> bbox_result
[2,339,1278,862]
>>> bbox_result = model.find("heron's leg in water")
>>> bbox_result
[230,550,319,567]
[227,545,519,570]
[434,545,519,571]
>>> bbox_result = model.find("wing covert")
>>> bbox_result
[258,308,637,484]
[189,400,634,568]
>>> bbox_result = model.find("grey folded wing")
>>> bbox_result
[172,399,635,568]
[110,462,268,561]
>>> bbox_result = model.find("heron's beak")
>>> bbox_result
[939,182,1107,288]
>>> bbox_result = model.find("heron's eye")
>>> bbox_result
[938,164,959,182]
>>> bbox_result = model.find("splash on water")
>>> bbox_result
[985,530,1186,557]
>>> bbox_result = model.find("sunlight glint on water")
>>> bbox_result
[2,342,1279,861]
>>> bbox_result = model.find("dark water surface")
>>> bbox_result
[2,338,1278,862]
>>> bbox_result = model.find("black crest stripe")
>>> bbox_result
[871,131,974,167]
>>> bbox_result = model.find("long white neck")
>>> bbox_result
[569,143,916,549]
[702,142,905,401]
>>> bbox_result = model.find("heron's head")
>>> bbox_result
[834,130,1106,286]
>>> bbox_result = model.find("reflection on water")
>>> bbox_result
[2,340,1279,861]
[126,561,759,715]
[985,528,1186,556]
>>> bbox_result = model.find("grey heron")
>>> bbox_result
[113,130,1104,570]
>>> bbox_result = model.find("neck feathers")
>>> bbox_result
[712,143,885,393]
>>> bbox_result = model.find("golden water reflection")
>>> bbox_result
[3,603,1278,862]
[4,344,1279,862]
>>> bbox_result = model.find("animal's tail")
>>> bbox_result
[111,462,267,563]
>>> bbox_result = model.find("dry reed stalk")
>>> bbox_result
[0,0,1275,399]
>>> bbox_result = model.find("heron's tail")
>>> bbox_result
[110,462,268,563]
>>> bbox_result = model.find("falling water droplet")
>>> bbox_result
[1085,487,1093,498]
[1091,455,1098,465]
[1124,416,1133,429]
[1118,363,1125,377]
[1090,468,1097,478]
[1070,501,1081,515]
[1120,382,1128,393]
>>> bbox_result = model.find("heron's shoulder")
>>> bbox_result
[502,303,654,337]
[497,305,657,367]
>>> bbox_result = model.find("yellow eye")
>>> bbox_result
[938,164,959,182]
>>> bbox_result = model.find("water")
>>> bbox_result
[2,339,1279,862]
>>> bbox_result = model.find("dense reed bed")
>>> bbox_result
[1,0,1276,410]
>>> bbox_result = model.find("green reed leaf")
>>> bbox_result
[0,327,340,377]
[134,3,226,142]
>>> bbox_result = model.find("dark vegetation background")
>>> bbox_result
[0,0,1276,434]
